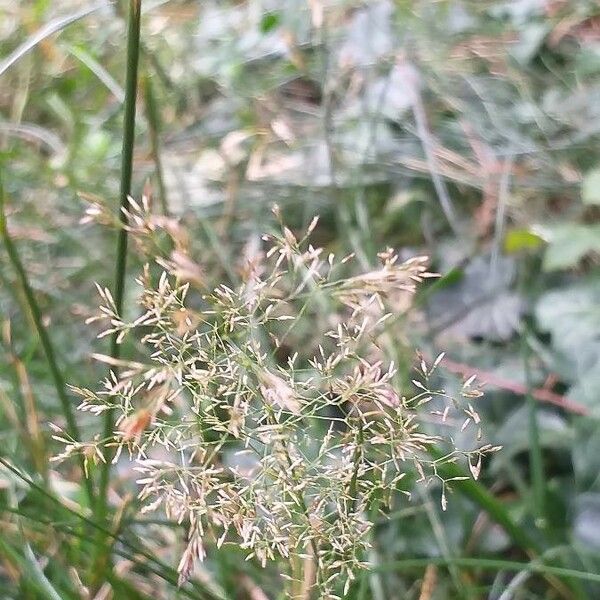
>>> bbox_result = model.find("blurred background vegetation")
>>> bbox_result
[1,0,600,598]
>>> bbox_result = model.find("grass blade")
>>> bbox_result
[63,43,126,103]
[428,446,540,553]
[0,2,108,78]
[0,536,67,600]
[0,457,227,600]
[22,542,67,600]
[93,0,142,583]
[429,448,588,598]
[0,170,94,506]
[373,557,600,585]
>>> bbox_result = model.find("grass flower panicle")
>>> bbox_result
[58,208,498,597]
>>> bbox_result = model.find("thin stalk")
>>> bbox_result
[420,486,470,597]
[287,459,320,583]
[356,497,383,600]
[12,351,48,478]
[523,333,546,527]
[348,417,364,510]
[93,0,142,579]
[275,432,320,592]
[0,170,94,506]
[137,40,190,116]
[143,73,169,215]
[411,85,460,235]
[319,20,370,269]
[373,557,600,585]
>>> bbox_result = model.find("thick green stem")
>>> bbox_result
[0,170,94,507]
[93,0,142,580]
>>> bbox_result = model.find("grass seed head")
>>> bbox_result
[62,212,498,593]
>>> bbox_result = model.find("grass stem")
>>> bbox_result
[93,0,142,582]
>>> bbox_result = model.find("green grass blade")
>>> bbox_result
[63,43,126,103]
[22,542,68,600]
[0,457,228,600]
[523,332,547,526]
[0,3,107,77]
[0,169,94,506]
[373,557,600,585]
[0,536,68,600]
[428,446,541,553]
[429,449,587,597]
[143,72,169,215]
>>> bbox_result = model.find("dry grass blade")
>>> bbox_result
[0,2,108,78]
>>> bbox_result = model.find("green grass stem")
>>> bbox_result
[93,0,142,583]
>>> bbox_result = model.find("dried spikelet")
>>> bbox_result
[118,408,152,442]
[177,526,206,586]
[335,252,436,312]
[79,192,116,227]
[158,250,204,287]
[257,370,301,414]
